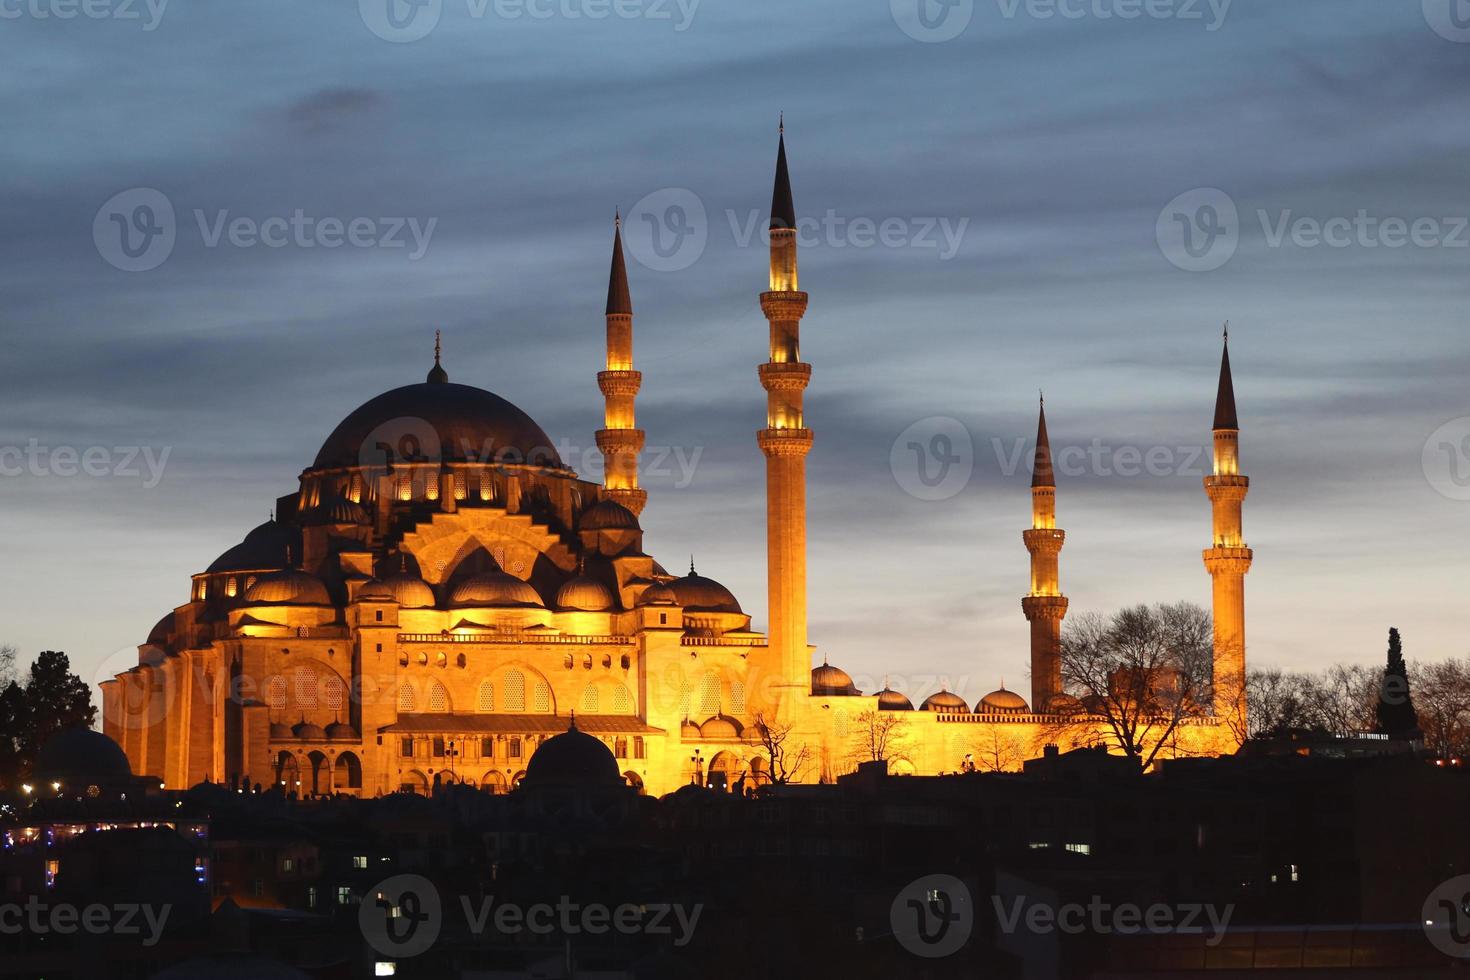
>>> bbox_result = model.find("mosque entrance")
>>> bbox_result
[706,752,734,792]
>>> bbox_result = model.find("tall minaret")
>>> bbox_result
[757,118,814,697]
[1022,395,1067,711]
[596,212,647,516]
[1203,326,1251,725]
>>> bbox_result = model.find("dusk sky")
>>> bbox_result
[2,0,1467,705]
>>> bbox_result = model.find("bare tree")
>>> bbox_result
[1047,602,1215,769]
[750,713,812,786]
[1414,657,1470,759]
[0,645,15,686]
[971,728,1026,773]
[1307,663,1379,734]
[1245,667,1322,737]
[848,709,913,768]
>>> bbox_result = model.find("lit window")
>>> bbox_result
[633,737,645,760]
[397,684,415,712]
[509,737,522,760]
[429,682,449,712]
[533,681,551,713]
[478,681,495,712]
[615,738,628,759]
[337,886,353,905]
[375,963,398,977]
[503,671,526,711]
[282,858,294,872]
[1064,843,1091,855]
[352,855,368,869]
[612,685,632,714]
[581,686,600,713]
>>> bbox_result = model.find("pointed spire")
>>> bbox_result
[568,709,578,732]
[427,329,449,384]
[770,117,796,232]
[688,556,696,577]
[606,211,633,316]
[1031,392,1055,489]
[1213,324,1238,430]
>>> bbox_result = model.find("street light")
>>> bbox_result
[690,749,703,786]
[446,740,460,781]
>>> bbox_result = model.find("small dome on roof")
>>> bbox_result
[449,569,543,608]
[1046,693,1085,716]
[521,716,622,789]
[146,612,174,647]
[36,727,132,784]
[680,718,700,738]
[325,721,357,740]
[269,722,294,740]
[670,563,742,614]
[380,563,436,609]
[920,689,970,714]
[700,715,742,740]
[636,582,678,607]
[356,579,395,602]
[302,494,368,526]
[811,660,859,697]
[207,519,301,574]
[580,499,640,531]
[292,721,327,741]
[876,685,914,711]
[555,574,616,612]
[245,569,331,606]
[976,686,1030,714]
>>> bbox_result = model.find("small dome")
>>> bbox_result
[36,727,131,784]
[207,519,301,574]
[449,570,543,608]
[292,721,327,741]
[920,689,970,714]
[555,575,615,612]
[146,612,174,647]
[681,719,701,738]
[521,717,622,788]
[700,715,742,740]
[245,569,331,606]
[1046,693,1085,716]
[325,721,358,740]
[636,582,678,607]
[356,579,395,602]
[976,686,1030,714]
[380,569,436,609]
[811,661,859,697]
[269,722,294,740]
[302,494,368,526]
[580,499,640,531]
[876,686,914,711]
[671,565,742,614]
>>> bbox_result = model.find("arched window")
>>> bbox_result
[428,682,450,713]
[580,686,600,713]
[533,681,551,713]
[435,652,447,669]
[678,679,692,716]
[698,673,720,716]
[398,683,416,712]
[266,676,288,710]
[563,654,574,670]
[582,654,592,671]
[456,653,466,669]
[503,670,526,711]
[477,680,495,712]
[324,675,346,712]
[612,685,632,714]
[731,681,747,715]
[295,668,320,710]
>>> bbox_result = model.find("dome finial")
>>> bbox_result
[568,710,577,731]
[689,556,696,576]
[779,111,784,135]
[1223,319,1230,343]
[427,330,449,384]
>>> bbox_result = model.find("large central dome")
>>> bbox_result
[312,381,568,472]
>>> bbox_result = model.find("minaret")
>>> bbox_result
[595,212,647,516]
[1022,394,1067,711]
[1203,326,1251,726]
[757,118,814,698]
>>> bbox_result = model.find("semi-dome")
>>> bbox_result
[301,494,369,526]
[636,582,678,607]
[36,727,132,785]
[325,721,357,740]
[380,569,436,609]
[521,717,622,788]
[245,569,331,606]
[311,381,568,473]
[811,660,859,697]
[700,715,742,739]
[449,570,544,608]
[920,689,970,714]
[580,499,640,531]
[207,519,300,573]
[146,612,174,647]
[292,721,327,741]
[670,564,742,614]
[876,685,914,711]
[555,575,615,612]
[976,686,1030,714]
[1046,692,1085,716]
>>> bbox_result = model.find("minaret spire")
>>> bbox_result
[1203,326,1251,736]
[756,120,814,711]
[426,329,448,384]
[596,212,646,515]
[1023,393,1067,712]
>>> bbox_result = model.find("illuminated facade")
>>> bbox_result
[102,129,1243,797]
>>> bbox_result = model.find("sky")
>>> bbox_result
[1,0,1467,707]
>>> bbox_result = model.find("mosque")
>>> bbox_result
[101,129,1246,797]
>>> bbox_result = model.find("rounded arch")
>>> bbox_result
[480,770,507,794]
[274,751,299,791]
[579,679,633,715]
[401,769,430,795]
[333,751,363,791]
[623,771,644,794]
[477,679,495,712]
[510,770,527,790]
[428,681,451,713]
[706,751,736,792]
[397,682,416,712]
[483,662,555,714]
[306,750,328,795]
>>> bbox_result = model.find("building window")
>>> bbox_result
[615,737,628,759]
[698,673,720,716]
[478,680,495,712]
[252,879,264,897]
[509,737,522,760]
[731,681,746,714]
[307,886,317,909]
[581,686,600,713]
[352,855,368,869]
[376,643,383,653]
[633,736,645,760]
[337,886,353,906]
[429,682,449,712]
[564,654,574,670]
[282,858,294,872]
[225,577,238,598]
[503,670,526,711]
[533,681,551,713]
[398,684,415,712]
[481,736,495,757]
[612,685,632,714]
[1064,843,1092,855]
[400,737,414,757]
[659,613,667,625]
[620,655,630,670]
[375,610,383,622]
[433,737,446,757]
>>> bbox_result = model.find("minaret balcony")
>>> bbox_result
[759,291,809,320]
[597,370,642,398]
[759,362,812,392]
[595,429,645,455]
[1202,546,1253,575]
[757,428,814,457]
